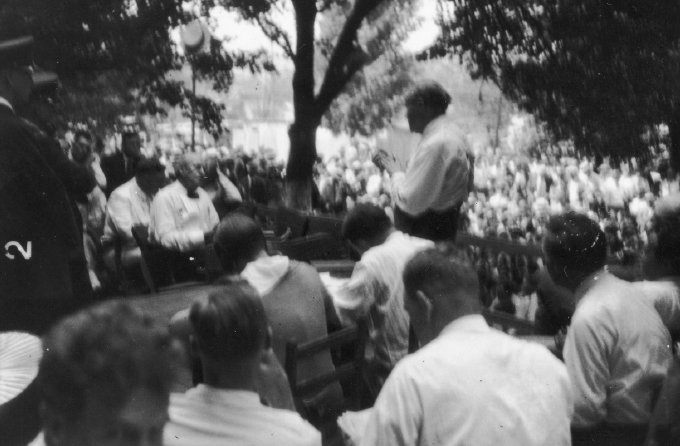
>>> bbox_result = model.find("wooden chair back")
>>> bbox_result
[285,320,368,413]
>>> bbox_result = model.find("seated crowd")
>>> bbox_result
[2,195,680,446]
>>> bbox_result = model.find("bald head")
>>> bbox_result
[174,153,204,193]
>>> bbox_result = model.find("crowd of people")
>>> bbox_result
[4,22,680,446]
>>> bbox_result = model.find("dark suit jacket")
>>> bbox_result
[0,104,90,333]
[101,151,135,197]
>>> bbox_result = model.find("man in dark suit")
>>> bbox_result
[101,130,142,197]
[0,32,92,333]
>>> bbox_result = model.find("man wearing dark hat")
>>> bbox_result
[376,80,472,241]
[101,130,143,197]
[0,32,92,333]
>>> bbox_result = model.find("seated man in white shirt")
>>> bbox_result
[101,156,165,274]
[336,203,433,395]
[150,153,219,253]
[544,212,680,445]
[165,283,321,446]
[361,248,572,446]
[31,301,180,446]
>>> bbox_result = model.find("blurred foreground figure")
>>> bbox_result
[375,81,472,241]
[361,249,572,446]
[30,301,180,446]
[0,26,92,333]
[544,212,680,446]
[165,284,321,446]
[643,194,680,446]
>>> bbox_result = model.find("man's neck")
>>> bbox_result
[202,359,259,393]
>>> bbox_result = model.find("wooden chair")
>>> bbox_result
[270,233,347,262]
[284,320,369,418]
[130,225,186,293]
[307,214,343,238]
[274,206,309,238]
[131,225,160,293]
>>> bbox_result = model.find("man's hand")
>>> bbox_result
[255,348,296,411]
[372,150,399,175]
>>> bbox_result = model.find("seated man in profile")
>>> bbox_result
[165,284,321,446]
[30,301,181,446]
[544,212,680,445]
[101,156,166,274]
[361,249,572,446]
[336,203,433,394]
[150,153,219,253]
[170,213,342,412]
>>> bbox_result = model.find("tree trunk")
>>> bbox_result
[285,120,319,210]
[670,108,680,173]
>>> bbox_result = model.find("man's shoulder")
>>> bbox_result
[110,179,136,199]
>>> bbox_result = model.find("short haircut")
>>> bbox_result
[403,247,479,304]
[213,213,266,272]
[651,193,680,273]
[135,156,165,176]
[544,212,607,273]
[37,302,179,422]
[342,203,392,243]
[189,282,267,361]
[405,80,451,112]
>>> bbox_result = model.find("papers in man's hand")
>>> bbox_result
[337,409,373,446]
[376,127,420,172]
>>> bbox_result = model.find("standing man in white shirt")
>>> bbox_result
[165,283,321,446]
[375,81,472,241]
[335,203,433,396]
[150,153,219,253]
[361,249,572,446]
[543,212,680,445]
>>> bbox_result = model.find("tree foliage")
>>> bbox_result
[321,0,418,136]
[430,0,680,165]
[223,0,416,208]
[1,0,270,135]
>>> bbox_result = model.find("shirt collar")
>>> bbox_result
[574,267,609,303]
[0,96,14,113]
[440,314,489,337]
[187,384,261,406]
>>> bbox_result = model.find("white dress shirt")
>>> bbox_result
[360,315,573,446]
[165,385,321,446]
[149,181,219,252]
[564,271,680,427]
[334,231,433,373]
[102,178,153,248]
[391,116,471,216]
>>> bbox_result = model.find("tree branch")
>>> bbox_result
[315,0,386,114]
[253,13,296,62]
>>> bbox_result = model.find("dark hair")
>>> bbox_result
[73,129,92,143]
[37,302,179,422]
[190,283,268,361]
[342,203,392,243]
[544,212,607,273]
[405,80,451,113]
[213,213,266,273]
[135,156,165,176]
[403,247,479,304]
[121,131,139,145]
